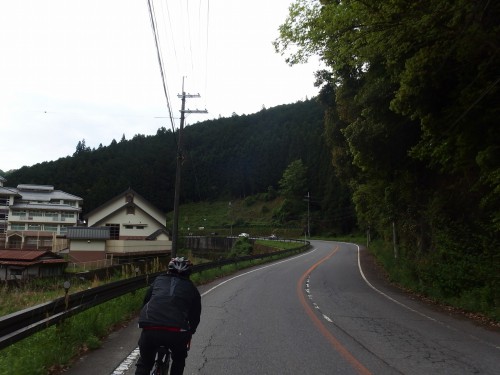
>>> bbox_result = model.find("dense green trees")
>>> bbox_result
[4,100,356,235]
[275,0,499,308]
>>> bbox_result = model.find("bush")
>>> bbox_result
[229,237,253,257]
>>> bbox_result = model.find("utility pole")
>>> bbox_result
[304,192,311,239]
[171,78,207,258]
[307,192,310,238]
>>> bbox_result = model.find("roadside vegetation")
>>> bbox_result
[0,237,308,375]
[368,239,500,324]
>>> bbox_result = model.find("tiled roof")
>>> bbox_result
[0,250,64,261]
[0,250,46,260]
[66,227,110,240]
[2,184,83,202]
[0,186,20,196]
[0,259,67,266]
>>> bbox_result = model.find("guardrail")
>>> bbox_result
[0,241,309,350]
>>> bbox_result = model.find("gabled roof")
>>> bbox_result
[85,188,161,218]
[85,188,167,229]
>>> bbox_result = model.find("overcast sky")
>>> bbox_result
[0,0,322,172]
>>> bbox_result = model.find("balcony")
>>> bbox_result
[9,215,76,224]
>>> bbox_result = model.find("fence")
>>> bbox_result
[67,258,118,272]
[0,240,309,350]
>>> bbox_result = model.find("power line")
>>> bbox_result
[147,0,176,134]
[204,0,210,109]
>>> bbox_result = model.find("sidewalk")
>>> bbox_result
[62,317,141,375]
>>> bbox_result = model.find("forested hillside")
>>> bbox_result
[5,99,355,235]
[275,0,499,318]
[4,0,499,319]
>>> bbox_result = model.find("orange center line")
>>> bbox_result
[297,245,372,375]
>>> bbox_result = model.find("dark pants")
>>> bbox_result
[135,330,191,375]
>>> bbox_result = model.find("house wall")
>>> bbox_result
[155,232,170,241]
[69,239,107,263]
[0,264,65,280]
[87,198,124,227]
[69,250,106,262]
[87,194,165,228]
[94,208,166,239]
[70,239,106,251]
[105,240,171,253]
[119,208,164,235]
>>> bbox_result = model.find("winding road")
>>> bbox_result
[67,240,500,374]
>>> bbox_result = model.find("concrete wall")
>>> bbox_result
[105,239,171,253]
[70,239,106,251]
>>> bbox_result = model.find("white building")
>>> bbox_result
[67,188,171,264]
[0,177,82,251]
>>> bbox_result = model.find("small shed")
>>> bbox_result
[0,250,67,280]
[67,227,110,263]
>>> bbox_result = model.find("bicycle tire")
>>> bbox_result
[152,346,170,375]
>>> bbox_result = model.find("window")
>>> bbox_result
[11,224,25,230]
[124,225,134,229]
[45,211,58,218]
[30,211,44,217]
[28,224,42,230]
[26,238,38,245]
[106,224,120,240]
[61,212,74,219]
[126,206,135,215]
[44,225,58,232]
[10,269,23,278]
[12,210,26,217]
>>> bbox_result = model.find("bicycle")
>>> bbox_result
[150,346,170,375]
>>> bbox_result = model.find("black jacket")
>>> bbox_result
[138,273,201,334]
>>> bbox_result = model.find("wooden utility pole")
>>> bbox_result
[171,78,207,258]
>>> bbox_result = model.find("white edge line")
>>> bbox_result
[352,242,500,351]
[353,243,438,322]
[201,247,317,297]
[112,247,318,373]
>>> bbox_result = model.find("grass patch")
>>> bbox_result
[169,196,303,238]
[0,289,144,375]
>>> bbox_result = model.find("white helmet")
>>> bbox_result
[168,257,193,275]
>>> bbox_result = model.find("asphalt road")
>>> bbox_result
[64,240,499,374]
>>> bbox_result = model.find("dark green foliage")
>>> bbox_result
[276,0,500,316]
[4,101,355,235]
[229,237,253,257]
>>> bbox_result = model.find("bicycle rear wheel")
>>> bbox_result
[152,346,170,375]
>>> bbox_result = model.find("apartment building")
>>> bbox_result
[0,176,82,250]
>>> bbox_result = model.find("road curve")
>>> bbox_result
[183,240,499,374]
[66,240,500,374]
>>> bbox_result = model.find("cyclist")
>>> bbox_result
[135,257,201,375]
